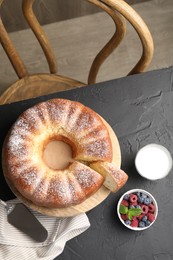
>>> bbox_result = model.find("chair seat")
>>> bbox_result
[0,74,85,104]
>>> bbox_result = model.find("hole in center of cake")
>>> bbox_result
[43,140,73,170]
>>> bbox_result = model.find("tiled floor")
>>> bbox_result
[0,0,173,95]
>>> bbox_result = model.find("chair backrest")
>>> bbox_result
[0,0,154,104]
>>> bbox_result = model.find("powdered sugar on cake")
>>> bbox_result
[3,98,112,208]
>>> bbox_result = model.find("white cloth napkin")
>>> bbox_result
[0,199,90,260]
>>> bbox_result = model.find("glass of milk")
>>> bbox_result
[135,144,173,180]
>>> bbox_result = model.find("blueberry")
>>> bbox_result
[141,193,147,199]
[144,197,151,205]
[150,198,153,203]
[125,220,131,225]
[148,197,152,203]
[136,205,141,209]
[123,194,130,201]
[135,192,140,197]
[139,221,146,228]
[129,205,135,209]
[142,216,148,222]
[138,196,144,203]
[146,220,151,226]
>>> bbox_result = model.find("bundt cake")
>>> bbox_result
[90,161,128,192]
[3,98,121,208]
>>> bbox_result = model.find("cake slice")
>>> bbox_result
[90,161,128,192]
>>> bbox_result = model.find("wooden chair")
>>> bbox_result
[0,0,154,105]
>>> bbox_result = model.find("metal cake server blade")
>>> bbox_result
[0,199,48,242]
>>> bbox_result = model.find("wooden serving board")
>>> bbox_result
[3,117,121,217]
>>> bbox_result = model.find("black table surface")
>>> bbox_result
[1,66,173,260]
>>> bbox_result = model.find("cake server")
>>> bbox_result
[0,199,48,242]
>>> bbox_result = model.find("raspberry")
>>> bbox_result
[148,203,155,213]
[141,205,149,214]
[132,216,138,220]
[130,201,138,206]
[121,214,128,221]
[131,218,139,227]
[129,194,138,203]
[121,199,129,207]
[147,213,155,222]
[138,213,145,221]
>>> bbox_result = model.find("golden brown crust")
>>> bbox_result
[2,98,111,208]
[90,161,128,192]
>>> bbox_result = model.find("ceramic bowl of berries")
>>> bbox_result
[117,189,158,231]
